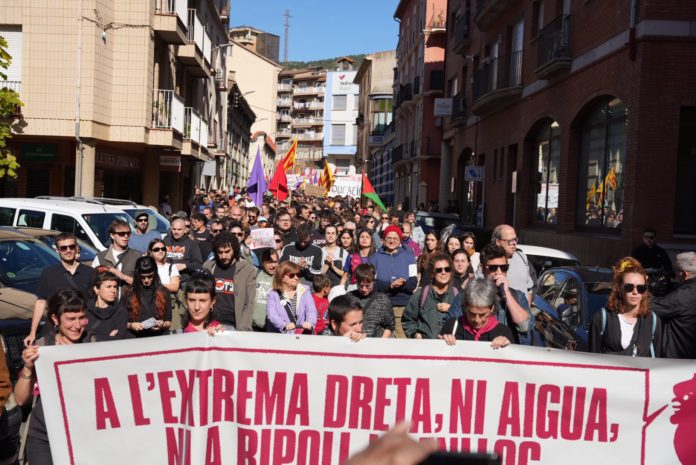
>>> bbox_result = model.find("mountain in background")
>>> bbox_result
[282,54,366,71]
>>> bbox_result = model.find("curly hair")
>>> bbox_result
[606,256,650,316]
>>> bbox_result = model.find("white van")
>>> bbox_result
[0,198,136,251]
[69,197,170,236]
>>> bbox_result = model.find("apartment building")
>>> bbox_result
[0,0,230,210]
[354,51,396,205]
[324,58,359,176]
[227,33,282,181]
[393,0,447,210]
[276,68,326,171]
[229,25,280,63]
[443,0,696,265]
[226,82,255,189]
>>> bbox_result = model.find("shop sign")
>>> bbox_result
[21,143,57,162]
[160,155,182,172]
[96,151,140,170]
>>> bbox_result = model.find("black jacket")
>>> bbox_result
[650,278,696,358]
[589,309,661,358]
[86,300,131,341]
[163,233,203,279]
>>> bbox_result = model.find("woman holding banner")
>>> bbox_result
[589,257,662,357]
[15,290,89,465]
[266,261,317,334]
[181,277,223,334]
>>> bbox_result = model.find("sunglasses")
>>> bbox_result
[285,272,299,279]
[233,232,244,237]
[435,266,452,274]
[57,244,77,252]
[140,274,155,280]
[212,228,224,233]
[623,283,647,294]
[485,264,510,272]
[136,218,148,223]
[150,246,166,252]
[275,239,283,243]
[113,231,131,237]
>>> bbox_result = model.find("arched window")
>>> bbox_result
[576,98,627,229]
[532,120,561,224]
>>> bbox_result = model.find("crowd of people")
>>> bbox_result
[1,186,696,464]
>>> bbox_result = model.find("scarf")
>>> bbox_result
[462,315,499,341]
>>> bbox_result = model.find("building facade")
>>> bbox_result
[443,0,696,265]
[324,58,359,176]
[228,26,280,63]
[0,0,230,211]
[227,35,281,181]
[226,82,255,189]
[354,51,396,204]
[393,0,447,211]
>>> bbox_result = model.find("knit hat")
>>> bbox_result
[382,225,403,241]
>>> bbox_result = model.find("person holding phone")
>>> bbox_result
[123,256,172,337]
[266,261,317,334]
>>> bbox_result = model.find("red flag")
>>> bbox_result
[269,158,289,201]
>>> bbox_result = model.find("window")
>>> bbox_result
[533,120,561,224]
[371,99,393,134]
[352,124,358,146]
[332,95,347,111]
[331,124,346,145]
[576,98,627,229]
[51,214,90,242]
[532,1,544,34]
[17,210,45,228]
[353,95,359,111]
[0,207,16,226]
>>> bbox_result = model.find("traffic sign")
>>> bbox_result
[464,165,485,182]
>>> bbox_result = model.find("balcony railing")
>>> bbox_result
[0,81,21,115]
[294,86,325,96]
[295,132,323,141]
[277,114,292,122]
[472,51,523,102]
[453,14,471,54]
[294,117,323,126]
[155,0,187,21]
[277,129,292,138]
[396,83,413,108]
[187,9,212,65]
[536,15,572,78]
[183,107,202,143]
[200,118,209,147]
[152,89,184,133]
[278,83,293,92]
[426,9,447,32]
[277,98,292,107]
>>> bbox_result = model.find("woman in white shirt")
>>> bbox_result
[147,238,180,293]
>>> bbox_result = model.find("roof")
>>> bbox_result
[394,0,410,19]
[336,56,354,63]
[1,198,126,213]
[251,131,277,153]
[230,40,282,69]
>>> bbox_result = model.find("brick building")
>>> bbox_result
[443,0,696,265]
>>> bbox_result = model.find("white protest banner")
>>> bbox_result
[36,333,696,465]
[328,175,362,198]
[249,228,275,249]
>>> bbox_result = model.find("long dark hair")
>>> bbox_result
[126,256,167,321]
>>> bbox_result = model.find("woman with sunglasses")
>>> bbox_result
[402,254,462,339]
[589,257,662,357]
[148,238,180,293]
[266,261,317,334]
[273,230,285,254]
[123,256,172,337]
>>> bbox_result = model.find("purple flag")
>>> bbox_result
[246,148,267,206]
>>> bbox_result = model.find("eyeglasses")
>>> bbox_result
[499,237,518,245]
[275,239,283,243]
[150,246,166,252]
[136,218,148,223]
[381,216,389,220]
[113,231,131,237]
[485,264,510,272]
[285,272,299,279]
[57,244,77,252]
[212,228,224,233]
[434,267,452,274]
[623,283,647,294]
[233,232,244,237]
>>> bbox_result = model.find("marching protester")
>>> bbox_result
[402,254,462,339]
[401,222,422,258]
[339,228,356,258]
[266,261,317,334]
[322,294,367,342]
[122,257,172,338]
[445,234,462,257]
[311,274,332,334]
[342,228,375,286]
[589,257,661,357]
[92,219,141,286]
[461,231,481,275]
[202,231,257,331]
[275,210,298,246]
[190,212,212,259]
[163,218,203,283]
[650,251,696,358]
[85,270,131,341]
[280,222,323,286]
[253,248,279,331]
[452,249,473,291]
[148,238,180,293]
[493,224,535,304]
[369,225,417,339]
[348,264,395,338]
[417,230,443,287]
[321,224,347,287]
[406,211,425,248]
[16,290,89,464]
[128,210,161,253]
[440,278,514,348]
[180,277,223,335]
[25,232,95,346]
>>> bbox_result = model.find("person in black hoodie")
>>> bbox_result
[164,218,203,283]
[122,256,172,337]
[280,222,323,286]
[86,270,131,341]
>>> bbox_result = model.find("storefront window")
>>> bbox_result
[533,120,561,224]
[576,98,626,229]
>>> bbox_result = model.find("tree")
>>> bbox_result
[0,35,22,179]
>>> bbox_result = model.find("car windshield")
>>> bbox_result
[123,208,170,234]
[0,239,60,293]
[82,213,136,248]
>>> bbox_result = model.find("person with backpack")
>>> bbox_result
[589,257,661,357]
[402,254,462,339]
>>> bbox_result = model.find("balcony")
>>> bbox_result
[471,51,523,115]
[177,9,212,77]
[219,4,229,22]
[293,117,323,127]
[294,86,325,96]
[153,0,188,44]
[450,92,467,126]
[277,114,292,123]
[149,89,184,147]
[277,98,292,107]
[425,9,446,34]
[535,15,572,79]
[214,69,227,91]
[295,132,323,141]
[453,15,471,54]
[277,129,292,138]
[475,0,516,30]
[297,149,323,161]
[1,81,22,116]
[278,83,293,92]
[395,83,413,108]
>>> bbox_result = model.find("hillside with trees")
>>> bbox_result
[283,54,366,71]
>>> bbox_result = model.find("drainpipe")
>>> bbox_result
[628,0,638,61]
[74,0,83,196]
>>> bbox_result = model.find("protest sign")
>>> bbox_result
[249,228,275,249]
[36,333,696,465]
[303,184,327,198]
[328,175,361,198]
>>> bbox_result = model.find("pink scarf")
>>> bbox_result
[462,315,499,341]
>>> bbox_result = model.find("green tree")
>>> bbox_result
[0,35,22,179]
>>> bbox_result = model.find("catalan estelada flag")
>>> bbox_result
[362,172,387,212]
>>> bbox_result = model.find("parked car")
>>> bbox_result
[1,198,136,251]
[534,266,613,349]
[70,197,170,236]
[518,244,581,275]
[416,212,462,234]
[14,227,98,265]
